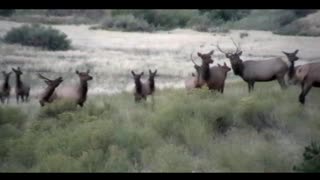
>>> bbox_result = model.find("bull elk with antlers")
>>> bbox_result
[12,67,30,103]
[216,39,299,93]
[38,73,63,107]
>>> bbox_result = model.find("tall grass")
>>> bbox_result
[1,81,320,172]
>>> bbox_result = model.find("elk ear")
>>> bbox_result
[149,69,152,75]
[294,49,299,55]
[218,64,221,67]
[87,69,90,74]
[224,62,227,66]
[131,70,136,76]
[197,52,202,57]
[191,73,195,77]
[208,50,214,56]
[140,72,144,76]
[153,69,157,76]
[282,51,289,56]
[237,51,243,56]
[12,68,16,72]
[44,80,51,85]
[76,70,80,74]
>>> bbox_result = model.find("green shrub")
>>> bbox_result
[294,141,320,172]
[4,24,71,51]
[0,9,15,17]
[96,15,153,32]
[38,100,77,118]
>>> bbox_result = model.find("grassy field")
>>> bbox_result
[1,81,320,172]
[1,19,320,172]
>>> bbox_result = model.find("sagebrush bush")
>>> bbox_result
[1,81,320,172]
[294,141,320,172]
[96,15,153,32]
[4,24,71,50]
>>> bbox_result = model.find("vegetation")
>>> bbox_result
[2,10,319,36]
[294,141,320,172]
[0,9,15,17]
[1,82,320,172]
[3,24,71,51]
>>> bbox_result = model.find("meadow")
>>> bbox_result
[1,18,320,172]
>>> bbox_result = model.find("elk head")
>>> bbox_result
[282,49,299,62]
[76,70,93,82]
[148,69,158,80]
[2,71,12,81]
[282,49,300,80]
[216,39,244,75]
[12,67,23,76]
[131,70,144,93]
[218,62,231,73]
[38,73,63,89]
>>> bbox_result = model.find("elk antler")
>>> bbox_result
[38,73,52,81]
[215,42,228,55]
[230,37,241,54]
[190,52,200,67]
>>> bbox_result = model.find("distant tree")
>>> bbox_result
[0,9,15,17]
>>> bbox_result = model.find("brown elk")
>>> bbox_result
[12,67,30,103]
[190,50,214,89]
[184,55,202,91]
[0,71,12,104]
[216,39,299,93]
[289,62,320,104]
[38,73,63,107]
[190,50,231,93]
[51,70,93,107]
[131,69,158,102]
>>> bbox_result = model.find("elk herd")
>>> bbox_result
[0,39,320,107]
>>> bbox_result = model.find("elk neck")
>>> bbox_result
[288,61,296,79]
[3,77,10,90]
[134,79,143,94]
[79,80,88,100]
[200,63,211,81]
[231,60,244,77]
[15,74,23,88]
[43,86,56,102]
[148,77,155,93]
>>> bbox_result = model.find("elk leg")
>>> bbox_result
[16,95,19,104]
[299,82,312,105]
[277,77,287,90]
[248,82,254,93]
[6,97,9,104]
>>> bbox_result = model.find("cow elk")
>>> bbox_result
[289,62,320,105]
[52,70,93,107]
[216,39,299,93]
[0,71,12,104]
[131,69,158,103]
[38,73,63,107]
[12,67,30,103]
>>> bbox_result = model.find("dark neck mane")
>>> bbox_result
[15,75,23,88]
[80,80,88,100]
[3,78,10,89]
[43,87,56,102]
[231,60,244,77]
[135,79,142,94]
[288,61,295,79]
[200,63,211,81]
[149,78,155,93]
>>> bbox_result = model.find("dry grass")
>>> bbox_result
[0,20,320,99]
